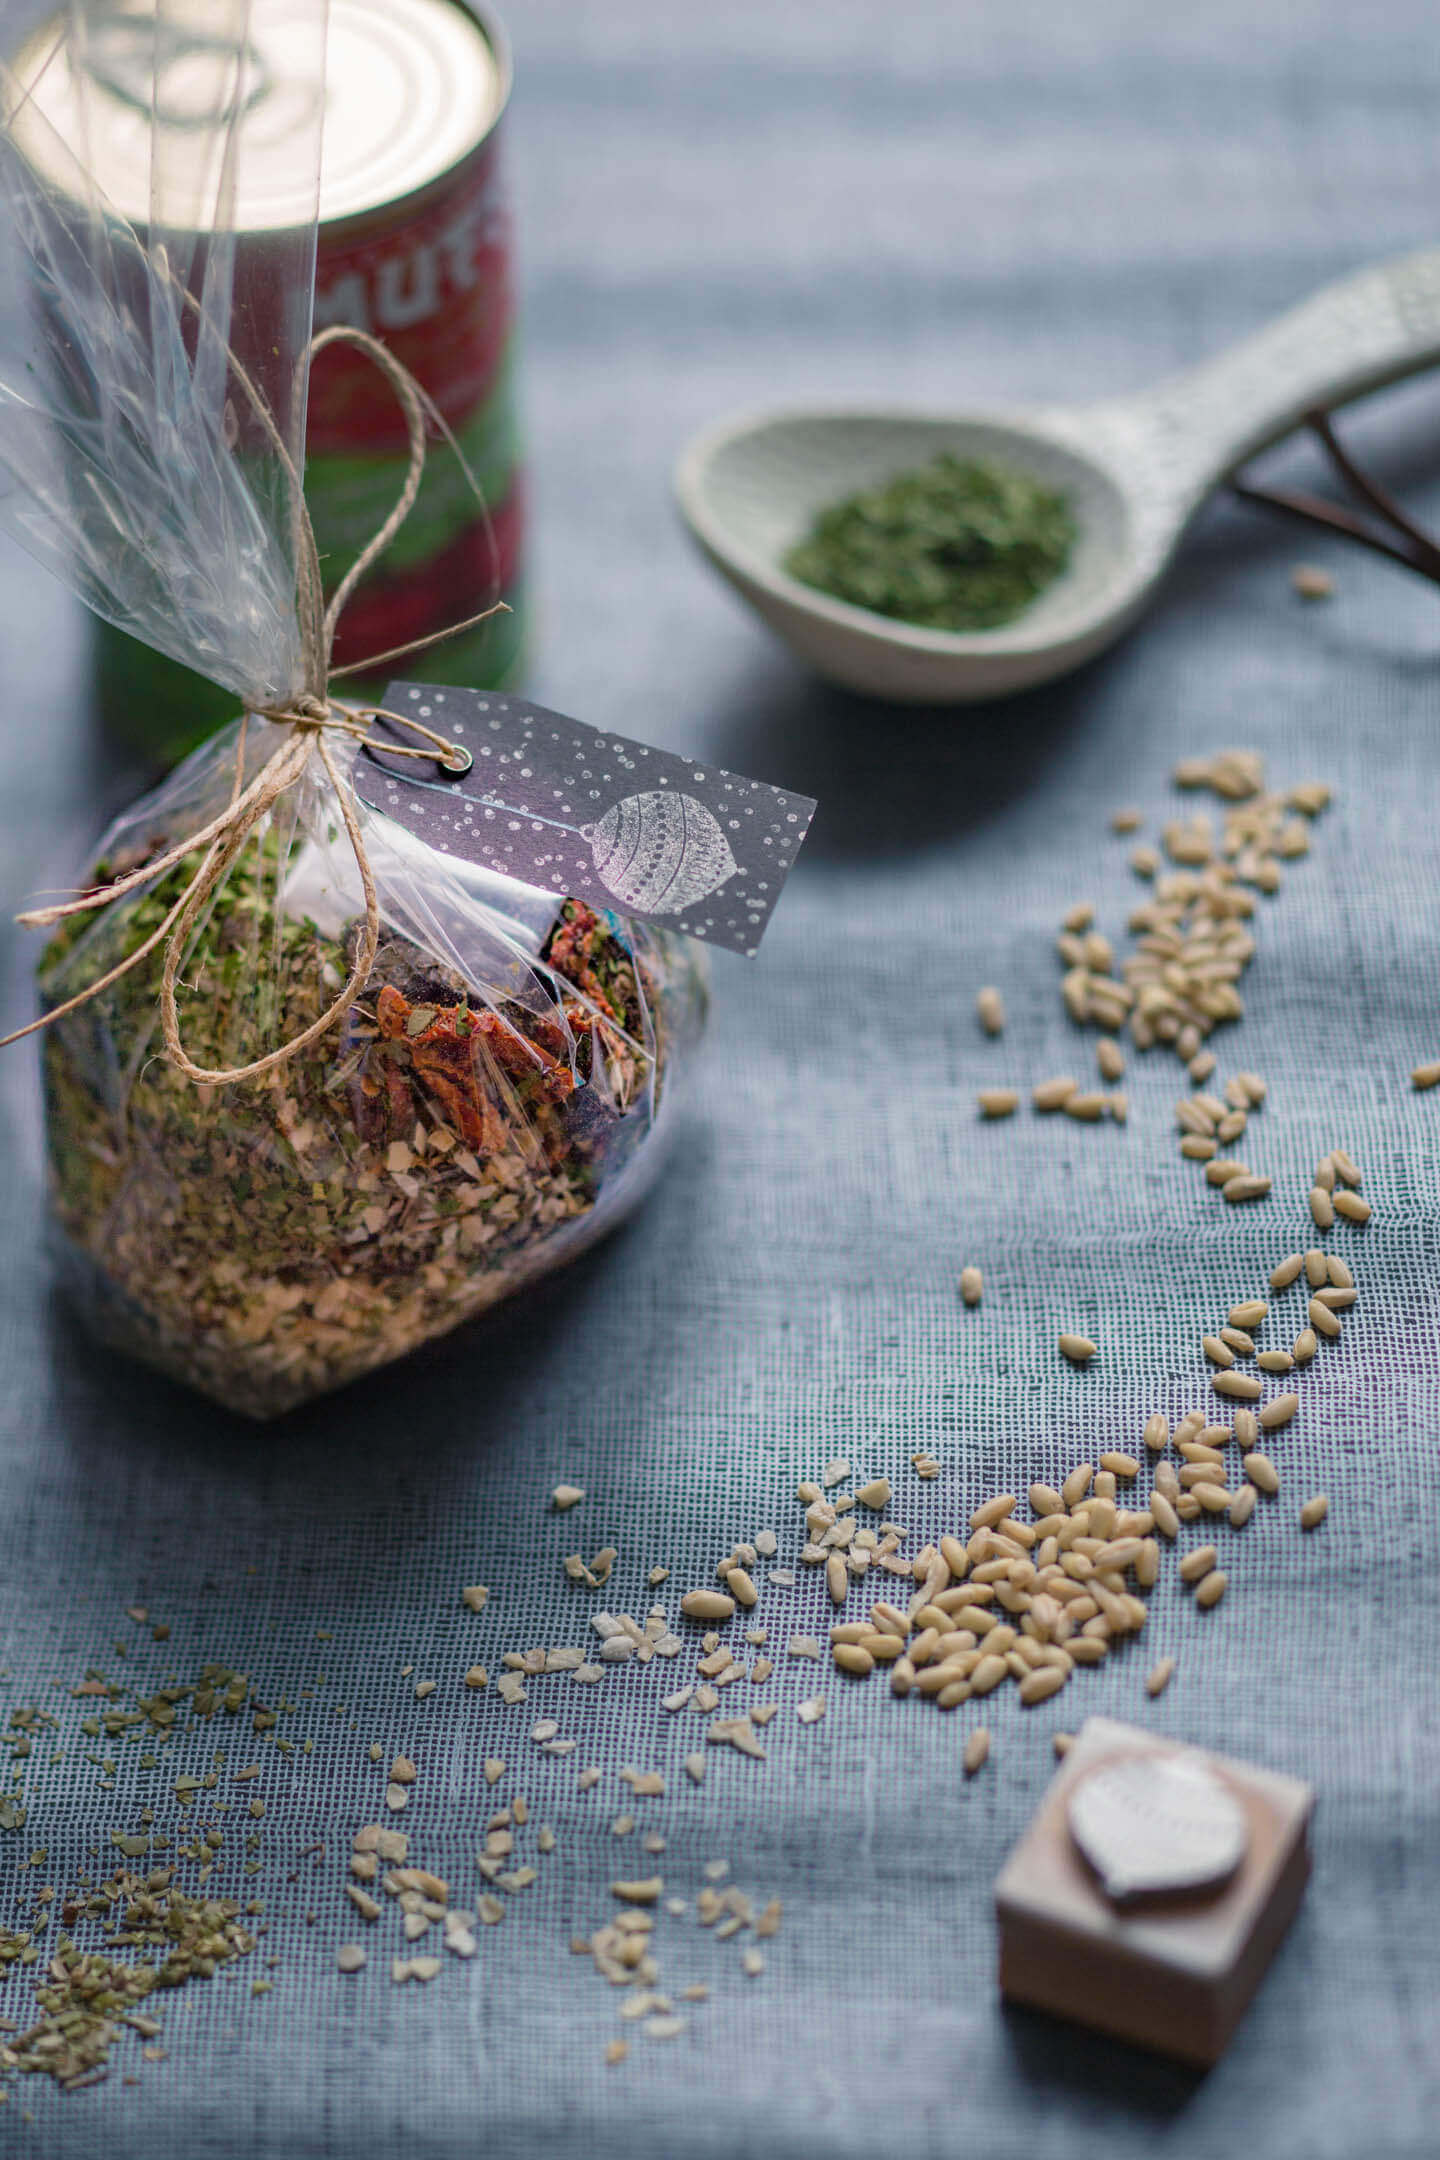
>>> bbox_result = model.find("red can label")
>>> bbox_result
[308,133,512,448]
[304,116,524,685]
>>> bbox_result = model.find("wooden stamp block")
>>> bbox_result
[995,1715,1314,2064]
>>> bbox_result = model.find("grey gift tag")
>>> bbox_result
[355,684,817,956]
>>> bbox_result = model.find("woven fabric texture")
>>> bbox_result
[1,2,1439,2155]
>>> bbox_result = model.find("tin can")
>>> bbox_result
[13,0,523,767]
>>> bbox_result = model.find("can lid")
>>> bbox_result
[10,0,503,233]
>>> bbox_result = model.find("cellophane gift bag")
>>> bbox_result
[0,2,707,1417]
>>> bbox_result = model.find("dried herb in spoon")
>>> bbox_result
[784,452,1074,632]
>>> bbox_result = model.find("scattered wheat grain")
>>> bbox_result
[681,1590,736,1623]
[1058,1334,1097,1365]
[1149,1492,1180,1539]
[1062,1464,1094,1507]
[1229,1485,1257,1528]
[1308,1297,1341,1340]
[977,987,1006,1036]
[1064,1092,1108,1122]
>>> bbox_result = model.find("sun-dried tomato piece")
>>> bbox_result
[371,983,587,1155]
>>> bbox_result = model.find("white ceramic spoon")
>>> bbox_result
[675,247,1440,704]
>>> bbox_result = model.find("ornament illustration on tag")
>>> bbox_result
[586,791,738,914]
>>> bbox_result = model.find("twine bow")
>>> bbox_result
[1,324,504,1086]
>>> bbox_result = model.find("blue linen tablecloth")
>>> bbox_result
[0,2,1438,2154]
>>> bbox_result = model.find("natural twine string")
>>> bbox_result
[0,323,505,1087]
